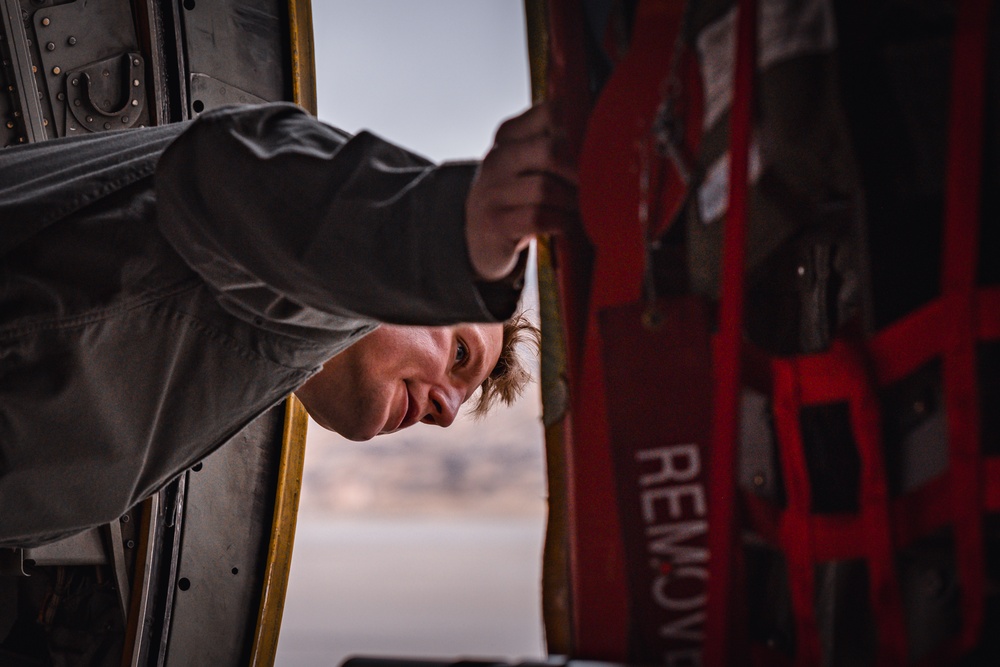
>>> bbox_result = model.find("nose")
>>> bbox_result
[421,385,462,428]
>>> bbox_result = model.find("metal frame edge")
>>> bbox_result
[248,394,309,666]
[525,0,575,656]
[287,0,316,115]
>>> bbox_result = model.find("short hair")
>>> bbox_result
[470,312,540,417]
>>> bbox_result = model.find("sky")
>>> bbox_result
[312,1,532,161]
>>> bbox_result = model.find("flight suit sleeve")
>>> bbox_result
[154,102,522,326]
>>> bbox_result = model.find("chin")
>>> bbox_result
[331,416,381,441]
[342,431,376,442]
[306,400,388,441]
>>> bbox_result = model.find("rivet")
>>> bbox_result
[753,472,766,488]
[796,265,806,277]
[132,58,140,66]
[120,514,130,523]
[42,118,48,126]
[102,69,110,77]
[41,17,50,26]
[52,66,60,75]
[103,122,111,130]
[18,137,24,143]
[6,85,12,91]
[133,79,139,87]
[121,115,128,123]
[5,121,12,129]
[126,539,135,549]
[73,99,81,106]
[71,78,78,86]
[86,115,92,122]
[13,110,20,117]
[45,41,54,51]
[67,36,76,46]
[56,92,64,100]
[131,99,138,106]
[31,65,36,72]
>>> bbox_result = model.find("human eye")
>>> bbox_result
[454,339,469,367]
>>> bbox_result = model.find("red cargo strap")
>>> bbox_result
[941,0,990,650]
[572,0,704,660]
[704,0,757,664]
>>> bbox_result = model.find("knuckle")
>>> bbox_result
[482,146,502,167]
[495,115,520,140]
[544,137,560,163]
[527,137,558,169]
[529,176,548,202]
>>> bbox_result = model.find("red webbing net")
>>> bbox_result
[715,0,999,664]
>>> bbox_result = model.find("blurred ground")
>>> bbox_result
[275,517,547,667]
[297,378,546,518]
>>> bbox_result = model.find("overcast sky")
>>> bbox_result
[312,1,531,161]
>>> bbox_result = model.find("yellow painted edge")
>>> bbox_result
[288,0,318,115]
[119,497,155,667]
[525,0,574,655]
[525,0,549,103]
[538,235,574,655]
[248,395,309,667]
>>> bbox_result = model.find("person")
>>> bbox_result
[0,101,576,547]
[295,314,540,442]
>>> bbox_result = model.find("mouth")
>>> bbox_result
[386,387,421,433]
[398,388,422,430]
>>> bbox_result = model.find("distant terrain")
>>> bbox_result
[299,383,548,517]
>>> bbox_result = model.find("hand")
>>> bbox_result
[465,102,578,282]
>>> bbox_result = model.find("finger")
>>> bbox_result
[493,102,558,145]
[481,173,578,212]
[491,205,576,238]
[482,134,578,185]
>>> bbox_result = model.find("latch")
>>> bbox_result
[66,51,146,132]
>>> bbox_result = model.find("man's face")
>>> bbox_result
[295,323,504,441]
